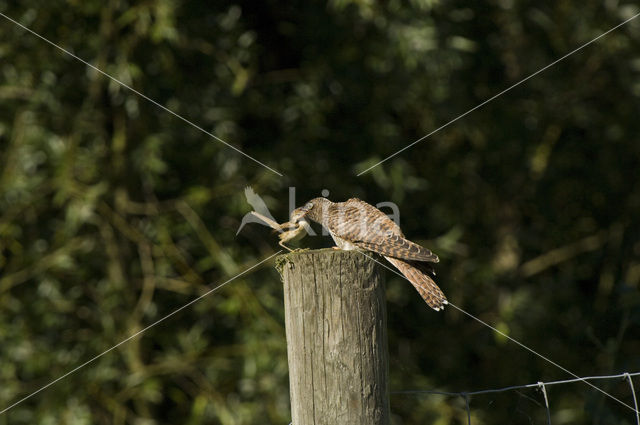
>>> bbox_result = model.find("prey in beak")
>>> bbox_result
[246,208,311,251]
[276,206,312,251]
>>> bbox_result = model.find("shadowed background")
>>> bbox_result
[1,0,640,423]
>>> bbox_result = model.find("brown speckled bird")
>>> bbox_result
[289,197,447,311]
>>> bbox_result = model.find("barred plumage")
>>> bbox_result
[290,197,447,311]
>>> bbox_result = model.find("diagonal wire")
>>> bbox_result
[356,11,640,176]
[0,11,283,177]
[0,250,282,415]
[445,303,636,413]
[356,250,639,413]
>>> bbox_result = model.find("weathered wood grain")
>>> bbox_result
[277,249,390,425]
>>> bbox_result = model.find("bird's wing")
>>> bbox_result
[355,235,439,263]
[327,200,439,262]
[244,186,278,222]
[244,186,258,201]
[385,256,447,311]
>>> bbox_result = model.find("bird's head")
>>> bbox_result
[275,200,319,248]
[275,200,315,235]
[289,201,314,224]
[289,197,330,224]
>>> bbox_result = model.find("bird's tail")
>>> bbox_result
[385,256,448,311]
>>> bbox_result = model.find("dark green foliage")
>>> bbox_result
[1,0,639,423]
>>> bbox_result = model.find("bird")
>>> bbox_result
[287,197,447,311]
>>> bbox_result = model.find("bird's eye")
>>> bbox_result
[304,202,313,210]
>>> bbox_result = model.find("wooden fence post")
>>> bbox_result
[276,248,390,425]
